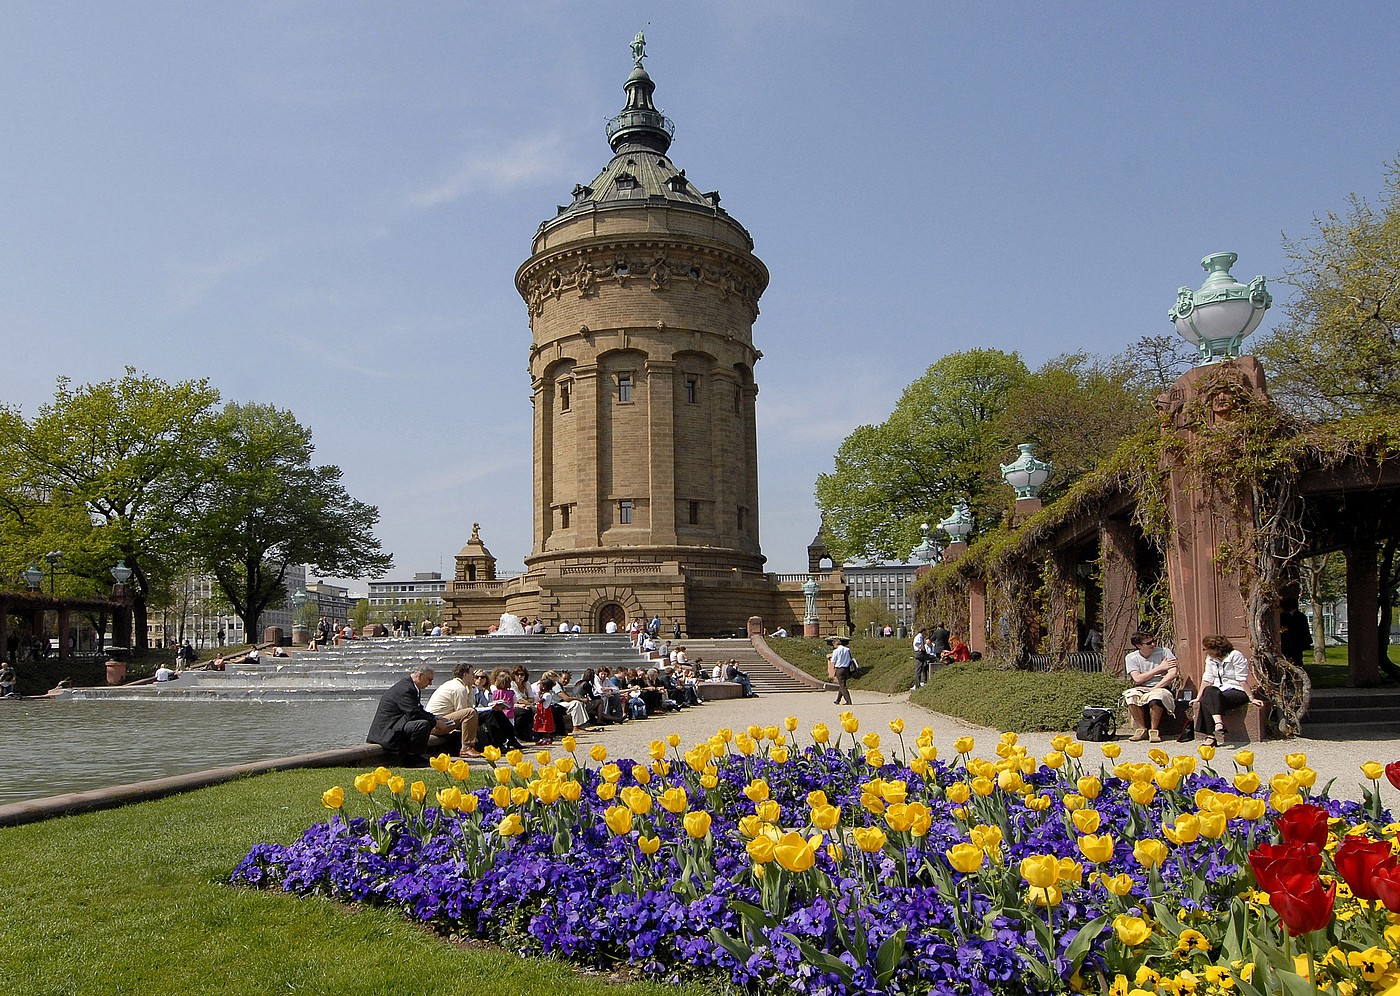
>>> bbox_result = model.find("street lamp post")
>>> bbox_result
[43,551,62,595]
[1169,252,1271,365]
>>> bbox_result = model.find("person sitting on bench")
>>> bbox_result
[1120,632,1178,743]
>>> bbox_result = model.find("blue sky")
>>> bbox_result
[2,3,1397,585]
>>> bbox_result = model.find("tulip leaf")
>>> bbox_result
[1062,915,1108,973]
[782,933,854,985]
[873,926,907,986]
[708,927,752,965]
[1149,902,1185,939]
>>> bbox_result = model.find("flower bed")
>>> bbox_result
[233,716,1400,995]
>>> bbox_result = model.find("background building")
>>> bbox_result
[844,564,919,632]
[367,572,447,610]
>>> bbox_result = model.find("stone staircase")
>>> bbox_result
[69,635,654,701]
[677,639,824,694]
[1301,686,1400,735]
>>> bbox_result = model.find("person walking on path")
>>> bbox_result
[829,636,854,705]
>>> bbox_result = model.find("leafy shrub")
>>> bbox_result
[913,660,1128,732]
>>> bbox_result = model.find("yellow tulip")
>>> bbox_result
[840,714,859,734]
[1233,771,1261,794]
[1020,854,1059,889]
[1102,873,1135,897]
[595,782,617,802]
[535,781,561,805]
[746,724,762,740]
[490,784,510,808]
[1100,743,1122,759]
[1197,743,1216,761]
[1043,751,1065,770]
[1164,813,1200,844]
[554,756,575,774]
[997,769,1024,794]
[638,835,662,855]
[353,772,377,795]
[1239,797,1266,820]
[459,792,479,813]
[1025,794,1052,812]
[1198,812,1228,839]
[888,718,905,734]
[1270,792,1303,813]
[373,766,392,785]
[946,843,985,874]
[1154,768,1182,791]
[946,782,971,805]
[531,750,550,767]
[1064,741,1084,759]
[743,779,770,803]
[1113,915,1153,946]
[410,781,427,804]
[1000,731,1018,746]
[386,775,405,795]
[589,744,608,763]
[658,787,688,814]
[1072,809,1102,834]
[1284,752,1308,770]
[769,746,790,764]
[737,814,764,839]
[1077,776,1102,800]
[1133,839,1168,869]
[807,790,829,808]
[1127,782,1157,806]
[852,826,887,853]
[1233,749,1254,768]
[1078,834,1115,863]
[683,810,712,839]
[864,749,885,768]
[700,772,719,789]
[514,761,535,781]
[954,736,976,754]
[885,804,916,833]
[735,735,757,757]
[510,787,530,806]
[604,805,633,836]
[971,777,995,797]
[321,785,345,809]
[1057,857,1084,884]
[919,744,938,762]
[1148,748,1169,766]
[746,835,775,864]
[494,766,514,786]
[430,754,451,773]
[437,787,463,812]
[1295,766,1317,789]
[496,812,523,836]
[632,764,652,785]
[717,727,734,743]
[666,733,681,748]
[862,732,881,751]
[756,800,781,824]
[773,831,819,873]
[880,780,909,805]
[1172,756,1196,776]
[1062,793,1086,811]
[621,786,653,815]
[1026,884,1063,907]
[811,804,841,831]
[600,763,622,784]
[811,723,831,744]
[1362,761,1385,781]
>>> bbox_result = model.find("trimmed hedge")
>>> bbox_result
[912,660,1129,733]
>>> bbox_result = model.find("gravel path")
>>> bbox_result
[555,688,1400,807]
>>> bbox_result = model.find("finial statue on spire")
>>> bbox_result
[630,30,646,68]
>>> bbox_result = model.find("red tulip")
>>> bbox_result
[1274,803,1330,849]
[1376,860,1400,914]
[1334,838,1396,902]
[1387,760,1400,792]
[1268,872,1335,936]
[1248,841,1322,893]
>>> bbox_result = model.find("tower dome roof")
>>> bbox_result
[540,34,751,247]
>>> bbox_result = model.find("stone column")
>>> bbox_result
[1045,548,1079,659]
[646,358,677,545]
[533,374,553,552]
[968,577,987,655]
[1344,540,1382,687]
[573,365,602,546]
[1099,518,1138,679]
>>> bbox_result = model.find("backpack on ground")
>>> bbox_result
[1075,706,1116,742]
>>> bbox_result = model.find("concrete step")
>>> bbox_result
[678,639,824,694]
[1301,687,1400,730]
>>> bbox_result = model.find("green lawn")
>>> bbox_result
[768,635,917,695]
[1304,644,1399,688]
[0,767,714,996]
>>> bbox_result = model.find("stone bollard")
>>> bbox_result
[105,660,126,685]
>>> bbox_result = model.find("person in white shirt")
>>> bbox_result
[828,637,853,705]
[604,619,618,634]
[1197,634,1259,746]
[425,662,482,756]
[1120,633,1178,743]
[558,621,571,633]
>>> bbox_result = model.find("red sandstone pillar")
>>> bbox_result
[1345,542,1383,687]
[968,578,987,656]
[1099,518,1138,679]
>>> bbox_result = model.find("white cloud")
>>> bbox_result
[405,131,571,209]
[166,245,272,314]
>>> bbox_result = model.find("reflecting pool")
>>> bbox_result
[0,698,378,805]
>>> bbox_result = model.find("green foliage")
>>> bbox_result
[0,768,698,996]
[849,596,895,633]
[768,636,916,694]
[815,348,1029,562]
[187,401,392,636]
[1255,154,1400,419]
[349,598,371,630]
[912,660,1128,732]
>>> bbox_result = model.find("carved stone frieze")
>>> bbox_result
[520,243,763,320]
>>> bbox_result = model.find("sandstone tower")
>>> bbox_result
[442,38,845,637]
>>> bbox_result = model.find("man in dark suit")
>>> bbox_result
[367,667,447,764]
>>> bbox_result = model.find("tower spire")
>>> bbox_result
[606,33,674,154]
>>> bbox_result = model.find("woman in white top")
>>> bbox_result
[1197,634,1257,745]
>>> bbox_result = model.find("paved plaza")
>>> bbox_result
[559,688,1400,808]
